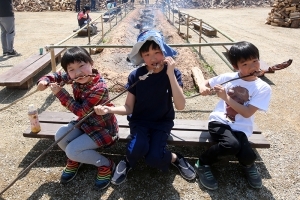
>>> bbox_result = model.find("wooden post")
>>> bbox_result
[101,15,104,40]
[172,1,174,24]
[121,5,123,20]
[115,7,118,25]
[50,47,56,72]
[186,14,189,42]
[199,20,202,54]
[87,22,91,54]
[109,11,111,30]
[178,11,181,34]
[168,2,170,20]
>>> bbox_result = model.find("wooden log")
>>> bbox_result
[191,67,205,91]
[290,19,300,28]
[286,6,296,12]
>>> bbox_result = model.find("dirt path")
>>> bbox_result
[0,6,299,200]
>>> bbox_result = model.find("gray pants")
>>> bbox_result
[55,122,110,167]
[0,17,15,53]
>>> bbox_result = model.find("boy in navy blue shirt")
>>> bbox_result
[95,30,196,185]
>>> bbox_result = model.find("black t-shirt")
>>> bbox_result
[0,0,14,17]
[126,65,183,132]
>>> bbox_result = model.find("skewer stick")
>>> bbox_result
[0,71,152,196]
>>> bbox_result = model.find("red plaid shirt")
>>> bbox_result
[38,69,119,147]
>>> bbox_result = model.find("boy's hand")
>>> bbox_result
[94,105,111,115]
[37,81,49,91]
[199,85,211,96]
[213,84,227,100]
[49,83,61,95]
[164,56,175,76]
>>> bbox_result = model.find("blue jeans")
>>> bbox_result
[126,125,172,171]
[55,122,110,167]
[91,0,96,10]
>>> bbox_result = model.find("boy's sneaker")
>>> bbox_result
[243,164,262,189]
[5,50,20,57]
[60,159,82,184]
[111,159,131,185]
[94,159,115,190]
[194,160,218,190]
[172,153,196,180]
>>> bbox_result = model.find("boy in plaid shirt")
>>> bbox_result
[37,46,118,190]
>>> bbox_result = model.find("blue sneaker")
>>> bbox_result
[94,159,115,190]
[60,159,82,184]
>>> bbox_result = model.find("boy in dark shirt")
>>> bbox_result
[95,30,196,185]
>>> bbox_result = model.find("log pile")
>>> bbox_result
[166,0,271,9]
[265,0,300,28]
[13,0,110,12]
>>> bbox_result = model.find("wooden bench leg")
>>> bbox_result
[7,78,34,89]
[56,54,62,63]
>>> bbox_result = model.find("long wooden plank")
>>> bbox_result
[0,54,47,84]
[37,111,262,133]
[23,123,270,148]
[2,48,65,86]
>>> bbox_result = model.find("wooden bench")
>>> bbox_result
[193,22,217,37]
[23,111,270,148]
[0,48,65,89]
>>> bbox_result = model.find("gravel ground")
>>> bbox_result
[0,4,300,200]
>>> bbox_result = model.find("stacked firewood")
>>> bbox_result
[265,0,300,28]
[167,0,271,9]
[13,0,110,12]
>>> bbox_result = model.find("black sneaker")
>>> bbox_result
[111,159,131,185]
[243,164,262,189]
[5,50,20,57]
[194,160,218,190]
[172,153,196,180]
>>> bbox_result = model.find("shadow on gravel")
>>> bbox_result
[19,140,275,199]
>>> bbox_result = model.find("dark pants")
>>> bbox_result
[126,125,172,171]
[75,0,81,12]
[91,0,96,10]
[199,121,257,166]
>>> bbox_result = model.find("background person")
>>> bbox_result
[0,0,20,57]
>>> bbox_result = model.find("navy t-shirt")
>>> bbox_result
[126,65,183,132]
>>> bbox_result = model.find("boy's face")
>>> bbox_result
[67,61,93,84]
[141,44,164,71]
[236,58,260,80]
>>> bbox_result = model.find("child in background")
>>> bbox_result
[195,41,271,190]
[37,46,118,190]
[77,5,97,35]
[77,5,92,28]
[94,30,196,185]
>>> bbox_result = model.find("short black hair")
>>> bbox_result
[228,41,260,70]
[139,40,161,55]
[61,46,93,72]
